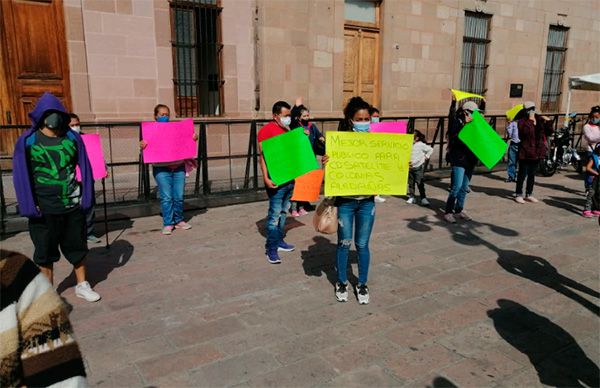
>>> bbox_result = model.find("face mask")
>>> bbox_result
[592,118,600,125]
[157,116,169,123]
[280,116,291,127]
[371,117,380,123]
[300,119,309,126]
[70,125,81,133]
[352,121,370,132]
[44,112,66,131]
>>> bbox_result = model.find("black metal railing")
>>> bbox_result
[0,112,588,231]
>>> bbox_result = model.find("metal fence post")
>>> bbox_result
[200,122,209,195]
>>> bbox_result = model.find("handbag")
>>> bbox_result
[313,197,338,234]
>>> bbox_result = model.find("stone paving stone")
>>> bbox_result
[321,364,404,387]
[2,172,598,387]
[189,349,281,387]
[245,357,338,387]
[135,343,224,383]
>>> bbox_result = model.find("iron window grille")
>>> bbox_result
[459,11,491,96]
[170,0,224,117]
[541,25,569,112]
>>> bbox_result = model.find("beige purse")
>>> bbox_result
[313,197,338,234]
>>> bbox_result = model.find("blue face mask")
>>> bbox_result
[157,116,169,123]
[352,121,370,132]
[371,117,380,123]
[592,118,600,125]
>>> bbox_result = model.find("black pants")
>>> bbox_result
[28,208,88,266]
[408,165,426,198]
[515,160,539,196]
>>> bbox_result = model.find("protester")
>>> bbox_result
[407,129,433,206]
[323,96,376,305]
[289,100,324,216]
[369,106,380,123]
[583,105,600,154]
[258,101,296,264]
[444,97,481,223]
[369,106,386,204]
[69,113,101,244]
[1,250,88,387]
[12,92,100,302]
[583,144,600,217]
[505,118,520,183]
[140,104,196,234]
[514,102,553,204]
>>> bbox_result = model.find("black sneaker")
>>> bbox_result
[355,284,370,305]
[335,282,348,302]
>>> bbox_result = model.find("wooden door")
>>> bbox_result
[0,0,71,156]
[343,27,380,108]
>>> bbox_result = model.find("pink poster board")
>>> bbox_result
[370,121,408,134]
[141,119,197,163]
[76,134,107,181]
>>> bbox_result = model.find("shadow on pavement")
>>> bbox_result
[427,376,458,388]
[495,249,599,316]
[56,239,134,293]
[542,196,586,216]
[487,299,600,387]
[300,236,358,287]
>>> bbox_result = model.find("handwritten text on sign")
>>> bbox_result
[324,132,413,196]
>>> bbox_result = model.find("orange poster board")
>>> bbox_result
[292,169,324,202]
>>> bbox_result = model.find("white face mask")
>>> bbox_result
[70,125,81,133]
[280,116,292,127]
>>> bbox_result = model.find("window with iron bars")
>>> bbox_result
[541,26,568,112]
[459,11,491,96]
[170,0,224,117]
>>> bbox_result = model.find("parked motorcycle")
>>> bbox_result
[538,113,585,177]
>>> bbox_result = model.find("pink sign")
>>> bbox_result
[141,119,197,163]
[77,134,107,181]
[370,121,408,134]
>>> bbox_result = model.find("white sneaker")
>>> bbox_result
[456,211,472,221]
[420,198,430,206]
[335,282,348,302]
[355,284,370,305]
[444,213,456,223]
[515,196,525,204]
[406,197,416,204]
[375,195,386,203]
[75,281,101,302]
[525,196,539,203]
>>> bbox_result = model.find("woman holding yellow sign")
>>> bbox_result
[323,96,376,305]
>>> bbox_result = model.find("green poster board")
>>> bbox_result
[458,111,508,170]
[261,127,319,185]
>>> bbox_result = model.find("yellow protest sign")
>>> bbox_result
[506,104,524,121]
[324,132,413,196]
[451,89,485,102]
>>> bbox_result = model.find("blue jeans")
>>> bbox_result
[153,165,185,226]
[507,142,519,180]
[265,183,294,250]
[336,197,375,285]
[445,166,473,214]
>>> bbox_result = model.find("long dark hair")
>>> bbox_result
[339,96,371,132]
[413,129,426,143]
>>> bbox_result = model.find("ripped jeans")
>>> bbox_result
[336,197,376,286]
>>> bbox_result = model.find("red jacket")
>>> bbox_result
[517,115,554,160]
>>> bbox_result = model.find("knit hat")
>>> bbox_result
[462,101,478,112]
[523,101,535,110]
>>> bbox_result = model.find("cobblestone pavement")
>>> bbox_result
[3,171,599,387]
